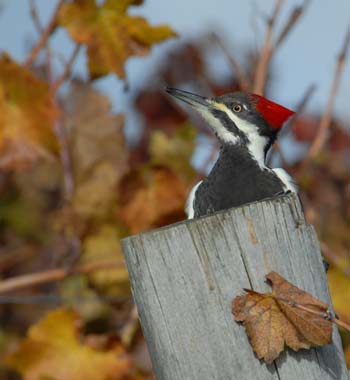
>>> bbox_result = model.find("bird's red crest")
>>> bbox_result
[251,94,295,130]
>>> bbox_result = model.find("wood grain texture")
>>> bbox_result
[122,193,348,380]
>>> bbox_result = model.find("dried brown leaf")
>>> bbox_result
[233,271,333,363]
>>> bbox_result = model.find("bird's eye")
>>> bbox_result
[233,104,242,112]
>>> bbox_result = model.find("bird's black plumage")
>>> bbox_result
[193,145,285,217]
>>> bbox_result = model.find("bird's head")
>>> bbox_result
[166,87,294,161]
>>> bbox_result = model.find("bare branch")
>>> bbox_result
[29,0,43,33]
[24,0,64,67]
[293,83,317,114]
[252,0,283,94]
[275,0,311,49]
[253,0,309,95]
[210,33,250,91]
[304,26,350,162]
[267,83,316,166]
[333,316,350,331]
[52,45,81,93]
[46,46,54,84]
[0,259,125,294]
[281,83,317,137]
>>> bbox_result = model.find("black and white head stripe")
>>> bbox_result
[198,100,269,168]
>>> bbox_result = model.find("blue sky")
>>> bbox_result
[0,0,349,160]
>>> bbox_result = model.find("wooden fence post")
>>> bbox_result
[121,193,348,380]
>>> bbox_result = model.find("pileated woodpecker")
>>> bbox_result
[166,87,297,219]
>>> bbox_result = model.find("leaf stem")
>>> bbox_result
[292,302,350,331]
[52,45,81,93]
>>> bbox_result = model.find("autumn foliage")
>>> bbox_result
[233,272,334,363]
[0,0,349,378]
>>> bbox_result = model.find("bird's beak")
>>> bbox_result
[165,87,210,109]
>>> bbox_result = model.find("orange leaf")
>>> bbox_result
[6,308,131,380]
[59,0,176,79]
[118,166,187,233]
[0,54,58,169]
[233,271,333,364]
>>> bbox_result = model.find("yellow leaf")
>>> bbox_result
[327,267,350,324]
[81,224,130,296]
[0,54,58,169]
[118,166,187,233]
[345,344,349,368]
[6,308,131,380]
[59,0,176,78]
[73,161,119,221]
[149,123,196,182]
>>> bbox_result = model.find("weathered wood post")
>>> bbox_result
[121,193,348,380]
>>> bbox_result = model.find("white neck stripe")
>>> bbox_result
[210,102,268,168]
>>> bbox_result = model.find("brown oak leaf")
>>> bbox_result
[232,271,333,364]
[59,0,176,79]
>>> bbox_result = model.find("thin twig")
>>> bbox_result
[24,0,64,66]
[30,0,55,83]
[292,302,329,318]
[332,317,350,331]
[210,33,250,91]
[267,83,316,166]
[280,83,317,137]
[52,45,81,93]
[253,0,309,95]
[292,83,317,115]
[252,0,283,94]
[304,26,350,162]
[0,294,132,305]
[46,45,54,84]
[0,259,125,294]
[29,0,43,33]
[274,0,311,49]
